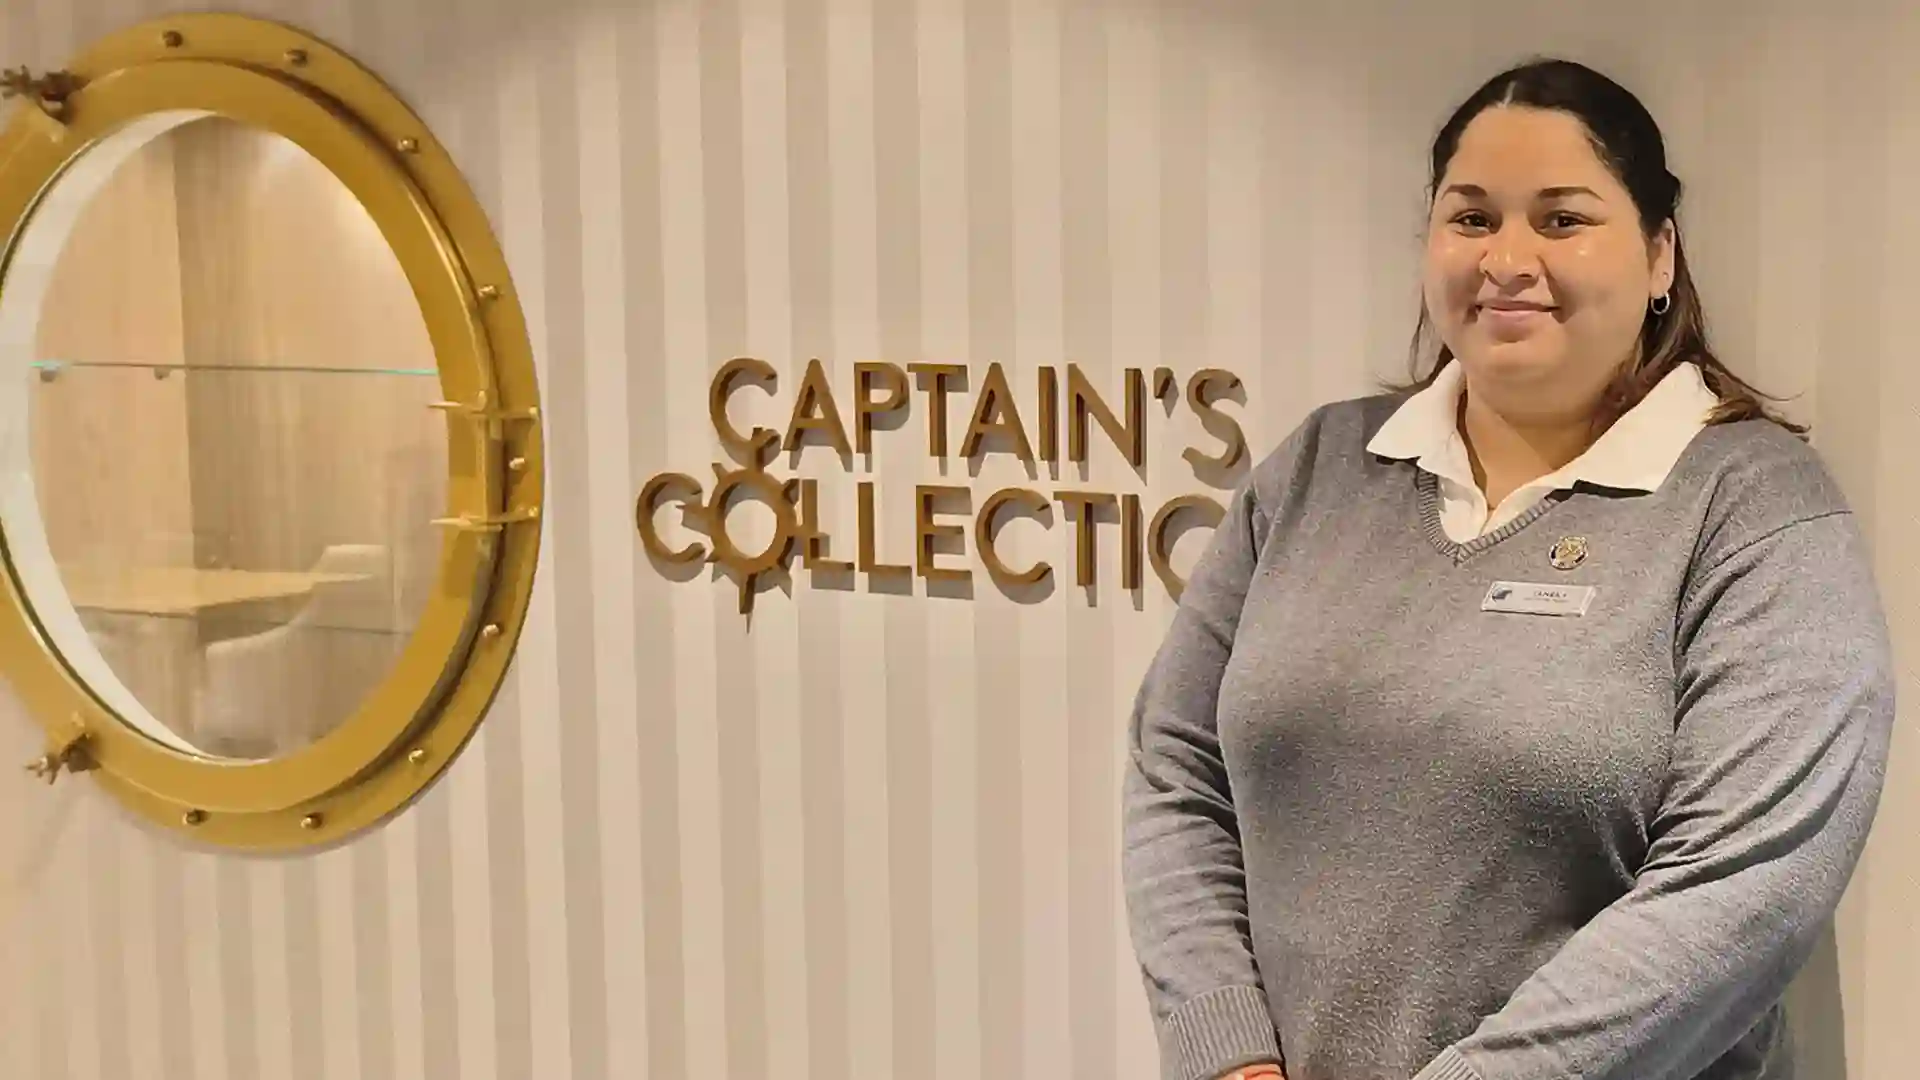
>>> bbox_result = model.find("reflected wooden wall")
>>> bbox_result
[31,117,445,626]
[168,117,445,590]
[27,117,448,749]
[31,132,191,566]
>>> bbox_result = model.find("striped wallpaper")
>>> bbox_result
[1,1,1915,1078]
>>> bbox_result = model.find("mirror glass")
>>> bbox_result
[0,113,447,761]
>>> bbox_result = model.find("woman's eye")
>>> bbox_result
[1452,211,1492,231]
[1544,212,1587,230]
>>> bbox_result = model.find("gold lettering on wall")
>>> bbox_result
[854,361,908,454]
[1037,366,1060,463]
[1149,494,1228,602]
[710,357,780,465]
[798,479,854,573]
[908,362,967,458]
[915,485,972,584]
[1182,368,1247,472]
[784,358,853,455]
[1057,490,1117,588]
[959,362,1034,463]
[977,488,1050,587]
[639,358,1246,613]
[1067,363,1143,467]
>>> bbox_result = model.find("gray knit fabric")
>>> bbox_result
[1122,393,1896,1080]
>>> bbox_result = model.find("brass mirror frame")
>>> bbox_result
[0,14,543,852]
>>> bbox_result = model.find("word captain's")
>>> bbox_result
[635,358,1249,611]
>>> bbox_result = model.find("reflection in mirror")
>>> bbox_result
[2,114,445,761]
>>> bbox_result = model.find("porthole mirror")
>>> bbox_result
[0,14,542,852]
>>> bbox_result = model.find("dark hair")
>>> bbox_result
[1407,58,1806,435]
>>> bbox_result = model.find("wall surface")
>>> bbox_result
[0,1,1914,1078]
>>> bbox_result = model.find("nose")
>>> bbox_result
[1481,224,1543,286]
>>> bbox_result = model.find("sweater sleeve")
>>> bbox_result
[1414,511,1897,1080]
[1122,477,1284,1080]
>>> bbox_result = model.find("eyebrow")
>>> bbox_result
[1442,183,1601,200]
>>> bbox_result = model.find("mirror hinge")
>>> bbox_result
[24,714,94,785]
[0,67,82,124]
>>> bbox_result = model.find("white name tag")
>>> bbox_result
[1482,580,1597,617]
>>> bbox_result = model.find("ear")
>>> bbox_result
[1649,218,1678,297]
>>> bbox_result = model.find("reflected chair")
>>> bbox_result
[188,543,395,759]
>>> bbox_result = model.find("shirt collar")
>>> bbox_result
[1367,360,1721,494]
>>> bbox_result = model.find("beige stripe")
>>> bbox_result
[1859,8,1920,1075]
[248,865,294,1079]
[0,904,31,1075]
[1203,3,1260,483]
[0,762,42,1078]
[1007,5,1071,1076]
[960,0,1023,1074]
[656,3,731,1074]
[0,507,41,1067]
[822,2,896,1075]
[382,811,425,1080]
[212,862,256,1079]
[1695,14,1766,387]
[738,1,816,1076]
[914,2,985,1078]
[611,4,691,1076]
[65,796,100,1080]
[410,785,461,1079]
[73,778,109,1080]
[35,816,69,1080]
[1810,11,1887,1048]
[871,0,938,1073]
[471,9,539,1070]
[448,731,501,1080]
[1108,6,1166,1070]
[181,852,227,1080]
[285,860,325,1080]
[343,835,391,1080]
[1250,6,1307,440]
[544,10,616,1072]
[497,22,577,1079]
[698,2,774,1064]
[481,685,534,1080]
[1059,3,1121,1070]
[16,0,99,1065]
[316,848,361,1079]
[1750,7,1821,419]
[1117,2,1168,1065]
[138,839,189,1080]
[778,3,852,1077]
[575,8,650,1080]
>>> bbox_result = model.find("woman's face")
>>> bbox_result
[1423,106,1675,418]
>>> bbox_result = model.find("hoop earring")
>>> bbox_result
[1650,293,1672,316]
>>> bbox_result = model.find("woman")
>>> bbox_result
[1121,58,1896,1080]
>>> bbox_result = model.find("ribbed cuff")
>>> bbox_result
[1412,1046,1483,1080]
[1160,984,1282,1080]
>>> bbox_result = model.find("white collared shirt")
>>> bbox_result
[1367,361,1723,543]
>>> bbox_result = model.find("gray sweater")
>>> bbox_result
[1121,393,1896,1080]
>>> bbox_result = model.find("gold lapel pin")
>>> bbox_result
[1549,535,1589,571]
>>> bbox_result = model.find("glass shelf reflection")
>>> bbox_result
[30,358,438,378]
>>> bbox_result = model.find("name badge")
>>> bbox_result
[1482,580,1596,617]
